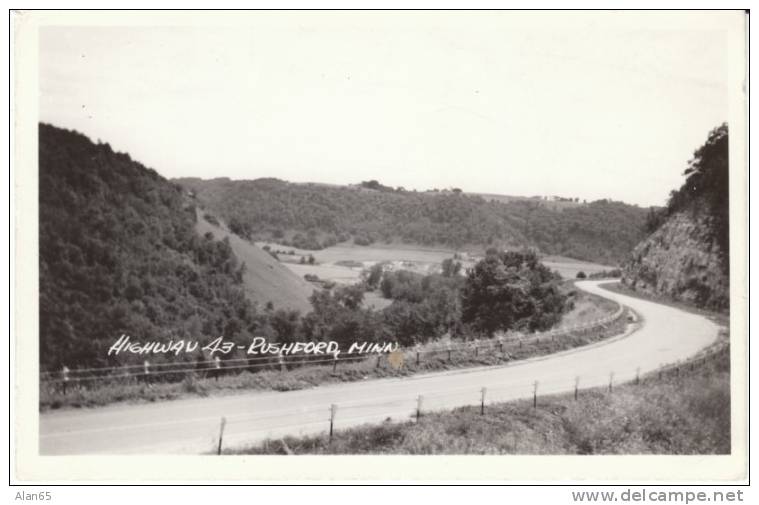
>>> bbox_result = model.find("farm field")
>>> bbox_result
[256,241,464,288]
[542,255,616,279]
[258,241,615,287]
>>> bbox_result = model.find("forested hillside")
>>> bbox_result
[38,124,575,372]
[39,124,261,370]
[177,177,647,265]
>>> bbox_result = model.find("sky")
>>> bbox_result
[38,12,736,207]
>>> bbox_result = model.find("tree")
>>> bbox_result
[576,271,587,279]
[644,207,666,234]
[382,301,434,346]
[365,263,384,290]
[334,285,365,310]
[441,258,462,277]
[269,309,301,344]
[228,216,252,240]
[301,287,381,348]
[460,250,566,335]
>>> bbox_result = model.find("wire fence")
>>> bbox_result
[42,302,629,391]
[212,341,728,454]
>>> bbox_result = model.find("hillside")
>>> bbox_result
[176,178,648,265]
[194,209,315,313]
[622,124,729,310]
[38,124,298,370]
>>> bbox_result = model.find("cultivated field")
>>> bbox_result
[257,241,615,288]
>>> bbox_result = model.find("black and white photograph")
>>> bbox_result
[11,8,748,484]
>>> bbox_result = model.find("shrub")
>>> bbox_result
[203,213,220,226]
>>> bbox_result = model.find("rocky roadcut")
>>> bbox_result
[622,124,729,311]
[624,210,729,309]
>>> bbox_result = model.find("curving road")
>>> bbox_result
[39,280,721,455]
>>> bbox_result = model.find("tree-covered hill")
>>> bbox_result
[39,124,263,370]
[176,177,648,265]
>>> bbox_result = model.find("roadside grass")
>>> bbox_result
[558,282,618,330]
[601,281,729,327]
[226,345,730,455]
[40,288,626,411]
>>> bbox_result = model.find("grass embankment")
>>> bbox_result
[226,344,730,455]
[600,282,729,326]
[195,210,316,313]
[41,288,625,411]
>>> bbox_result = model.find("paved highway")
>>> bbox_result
[39,280,721,454]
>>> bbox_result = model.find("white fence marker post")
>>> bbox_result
[217,416,226,455]
[329,404,338,442]
[574,376,580,400]
[143,360,151,385]
[61,366,70,395]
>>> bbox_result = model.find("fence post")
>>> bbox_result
[376,355,382,369]
[635,367,640,385]
[278,354,286,373]
[533,381,538,408]
[447,349,452,362]
[329,404,338,443]
[480,387,487,415]
[143,360,151,385]
[499,341,504,353]
[475,346,479,358]
[416,395,423,422]
[214,356,222,381]
[217,417,226,455]
[416,351,420,366]
[608,372,614,393]
[574,376,579,401]
[332,355,338,373]
[519,339,523,349]
[61,366,69,395]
